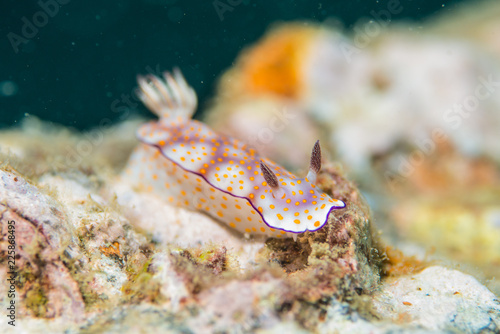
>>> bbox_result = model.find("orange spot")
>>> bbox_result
[227,187,233,191]
[294,212,299,216]
[269,204,275,209]
[307,215,312,220]
[260,227,266,232]
[235,204,241,209]
[314,221,320,227]
[180,157,185,161]
[312,201,317,205]
[217,211,224,218]
[277,214,283,220]
[294,219,300,225]
[99,241,122,257]
[239,25,315,98]
[321,204,326,209]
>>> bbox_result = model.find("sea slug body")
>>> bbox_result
[124,69,345,239]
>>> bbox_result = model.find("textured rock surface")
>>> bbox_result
[373,266,500,333]
[0,169,85,321]
[2,121,497,334]
[0,119,382,333]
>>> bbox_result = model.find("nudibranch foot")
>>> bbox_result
[125,69,346,240]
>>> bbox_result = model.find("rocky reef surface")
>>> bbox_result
[0,118,385,333]
[0,118,498,333]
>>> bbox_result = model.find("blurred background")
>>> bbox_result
[1,0,465,129]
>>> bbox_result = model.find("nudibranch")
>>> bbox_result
[124,69,346,239]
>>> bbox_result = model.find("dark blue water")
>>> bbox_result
[1,0,466,130]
